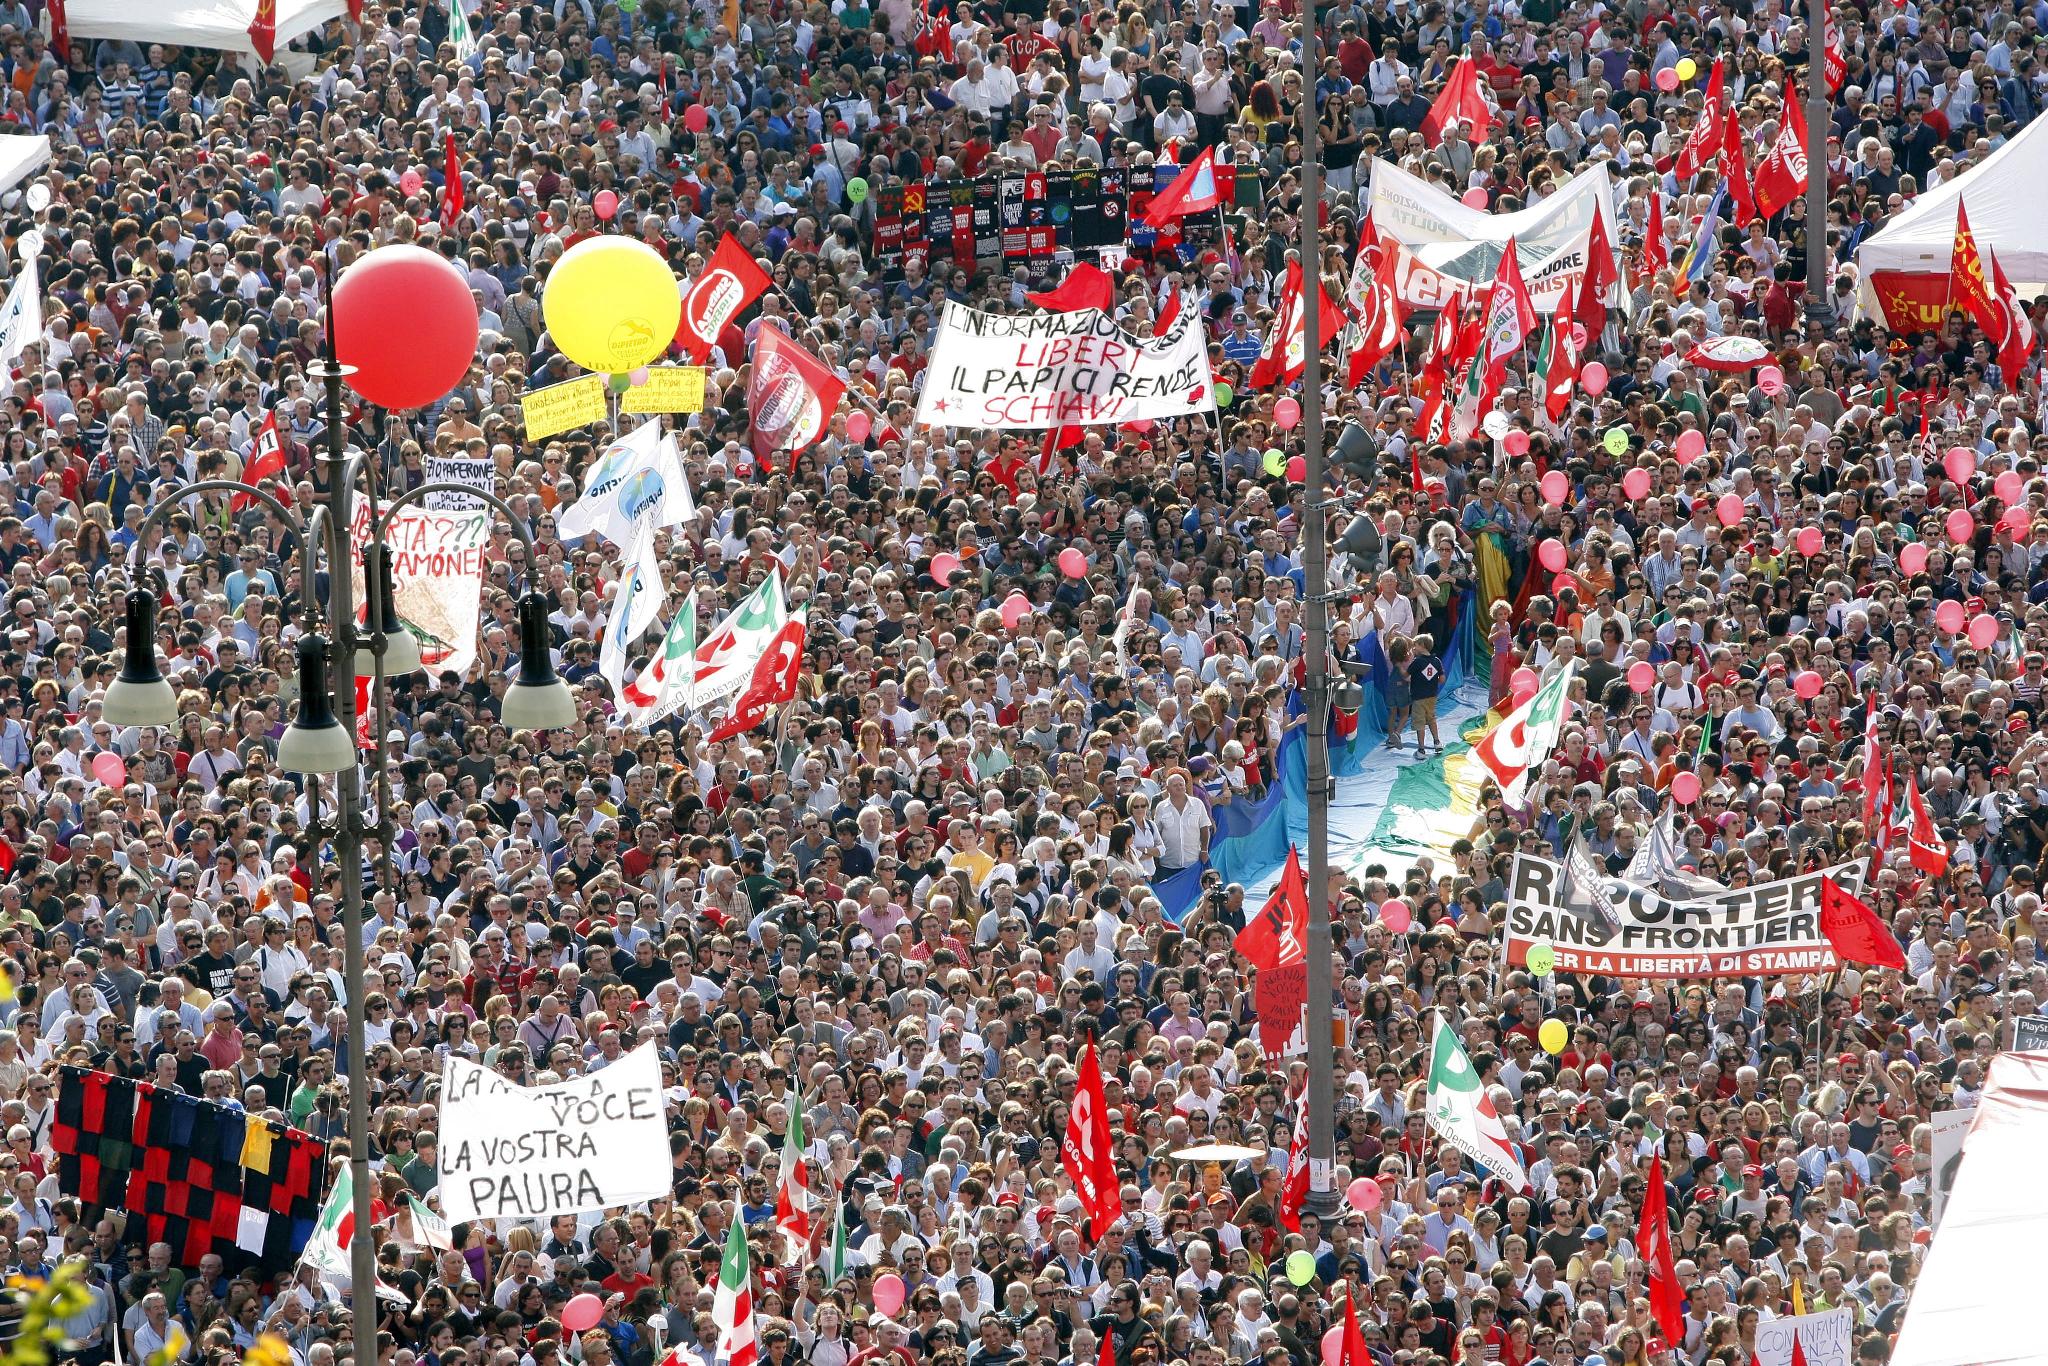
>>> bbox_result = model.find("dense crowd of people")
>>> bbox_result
[0,3,2035,1366]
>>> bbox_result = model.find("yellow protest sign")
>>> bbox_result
[521,375,608,439]
[621,366,707,414]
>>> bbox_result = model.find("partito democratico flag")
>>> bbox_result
[916,301,1216,429]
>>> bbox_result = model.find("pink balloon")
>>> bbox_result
[1058,547,1088,579]
[1757,364,1785,395]
[1322,1326,1346,1366]
[929,552,961,583]
[1001,592,1032,630]
[1793,670,1823,700]
[398,168,424,196]
[1655,66,1680,92]
[1552,572,1578,595]
[1380,900,1412,934]
[1538,539,1568,573]
[1540,470,1570,506]
[1628,661,1656,693]
[1671,771,1701,805]
[1996,470,2024,504]
[1945,446,1977,483]
[872,1274,906,1317]
[1622,467,1652,500]
[1674,429,1705,463]
[1581,361,1609,395]
[1947,507,1976,545]
[1968,613,2000,649]
[1715,492,1745,526]
[683,104,710,133]
[91,751,126,787]
[1503,429,1530,457]
[1461,187,1491,209]
[1935,599,1966,634]
[1286,456,1306,481]
[1511,666,1539,694]
[1274,396,1302,429]
[561,1294,604,1332]
[2006,504,2034,537]
[844,410,872,443]
[1900,542,1929,575]
[1351,1176,1383,1211]
[1795,526,1823,556]
[593,189,619,221]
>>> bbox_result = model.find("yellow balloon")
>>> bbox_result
[1539,1019,1569,1055]
[541,237,682,374]
[1675,57,1698,82]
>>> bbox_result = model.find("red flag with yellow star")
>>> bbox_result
[1950,203,2004,343]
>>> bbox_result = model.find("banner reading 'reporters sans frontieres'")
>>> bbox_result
[436,1043,671,1222]
[915,301,1216,429]
[1503,854,1867,978]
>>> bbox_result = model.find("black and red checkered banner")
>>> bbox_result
[51,1066,326,1271]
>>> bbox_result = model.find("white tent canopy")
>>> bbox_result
[1855,112,2048,312]
[63,0,345,63]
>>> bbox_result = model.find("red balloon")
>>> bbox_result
[1671,771,1701,805]
[929,552,961,584]
[1715,492,1745,526]
[1995,470,2025,504]
[683,104,710,133]
[1674,429,1705,463]
[1511,666,1539,694]
[1655,66,1680,92]
[1503,429,1530,457]
[1947,507,1976,545]
[1540,470,1570,506]
[1628,661,1655,693]
[1900,542,1929,575]
[1286,456,1306,481]
[1795,526,1823,556]
[398,169,424,196]
[1945,446,1977,483]
[1968,613,2000,649]
[333,245,479,410]
[844,410,872,443]
[2006,504,2034,537]
[1058,547,1088,579]
[1538,539,1567,572]
[1274,396,1302,429]
[1622,467,1652,500]
[561,1294,604,1332]
[1793,670,1823,699]
[1935,599,1965,634]
[1581,361,1608,395]
[593,189,619,221]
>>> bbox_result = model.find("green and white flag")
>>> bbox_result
[1426,1015,1529,1193]
[407,1193,454,1252]
[691,570,788,708]
[623,593,698,724]
[1471,658,1576,806]
[712,1217,758,1366]
[773,1092,810,1265]
[301,1163,356,1279]
[448,0,478,62]
[823,1197,848,1282]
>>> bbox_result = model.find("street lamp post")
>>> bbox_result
[103,345,575,1308]
[1804,0,1832,321]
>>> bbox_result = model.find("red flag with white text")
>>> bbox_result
[1060,1038,1122,1240]
[236,411,285,512]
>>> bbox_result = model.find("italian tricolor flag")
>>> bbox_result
[773,1092,811,1265]
[1426,1015,1530,1193]
[692,570,789,708]
[712,1217,757,1366]
[622,594,698,722]
[301,1163,356,1279]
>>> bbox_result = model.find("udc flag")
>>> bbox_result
[556,421,695,546]
[437,1044,670,1222]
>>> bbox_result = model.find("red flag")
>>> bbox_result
[1059,1038,1122,1240]
[1819,876,1906,969]
[1419,58,1492,147]
[1096,1330,1116,1366]
[1752,85,1811,219]
[1278,1095,1310,1234]
[1673,60,1726,179]
[236,411,285,512]
[1154,286,1182,338]
[707,620,807,742]
[1723,108,1756,229]
[1249,262,1342,389]
[248,0,276,62]
[440,132,464,233]
[678,235,773,363]
[1027,263,1116,314]
[1642,188,1669,283]
[1538,314,1576,421]
[1144,147,1222,227]
[1950,203,2005,343]
[748,327,845,473]
[1479,237,1537,378]
[1858,703,1887,838]
[1822,12,1846,95]
[1345,226,1409,385]
[1410,445,1427,494]
[1233,846,1309,1061]
[1905,774,1951,878]
[1038,424,1083,477]
[354,676,376,753]
[1638,1154,1684,1346]
[1577,211,1615,344]
[46,0,69,63]
[1338,1294,1369,1366]
[1992,248,2036,382]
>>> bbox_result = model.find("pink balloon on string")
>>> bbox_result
[1552,572,1578,595]
[1715,492,1745,526]
[1351,1177,1383,1211]
[929,552,961,583]
[1796,526,1823,556]
[1286,456,1306,481]
[1461,187,1490,209]
[1900,541,1929,575]
[1628,661,1656,693]
[1996,470,2025,504]
[1540,470,1570,506]
[1757,365,1785,395]
[1622,467,1652,500]
[1655,66,1680,92]
[683,104,710,133]
[1058,547,1088,578]
[1538,539,1568,573]
[1504,429,1530,457]
[1674,429,1705,463]
[1274,396,1302,429]
[872,1275,906,1317]
[1000,593,1032,630]
[1581,361,1609,395]
[399,169,424,196]
[91,751,126,787]
[593,189,619,221]
[1380,900,1412,933]
[845,410,872,443]
[1793,670,1824,699]
[2006,504,2034,537]
[1511,666,1539,694]
[1947,507,1976,545]
[561,1295,604,1332]
[1968,613,2000,649]
[1671,771,1702,805]
[1322,1327,1346,1366]
[1945,446,1977,482]
[1935,599,1966,633]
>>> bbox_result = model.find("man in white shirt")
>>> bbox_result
[1152,773,1212,875]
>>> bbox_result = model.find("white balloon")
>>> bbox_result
[24,184,49,213]
[1482,409,1512,440]
[16,230,43,262]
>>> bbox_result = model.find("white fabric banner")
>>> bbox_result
[437,1044,671,1223]
[915,302,1215,429]
[349,501,489,680]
